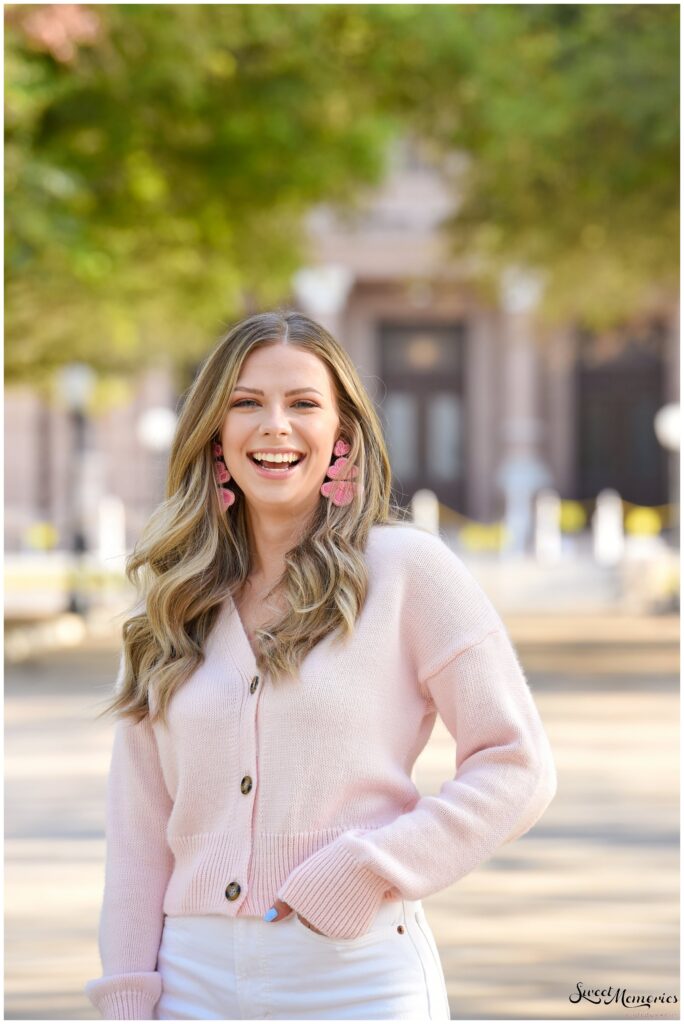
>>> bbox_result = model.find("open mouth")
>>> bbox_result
[248,453,306,475]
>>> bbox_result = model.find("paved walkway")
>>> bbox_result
[5,616,679,1019]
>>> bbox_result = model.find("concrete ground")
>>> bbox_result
[4,613,680,1020]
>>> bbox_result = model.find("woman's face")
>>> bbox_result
[220,343,342,516]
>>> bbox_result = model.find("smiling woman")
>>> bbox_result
[99,308,399,718]
[85,308,557,1022]
[220,345,344,506]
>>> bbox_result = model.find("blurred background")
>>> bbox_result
[4,4,680,1020]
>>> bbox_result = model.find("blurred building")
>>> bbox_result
[293,139,679,526]
[5,137,679,555]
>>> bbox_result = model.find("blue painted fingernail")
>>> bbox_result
[263,907,277,922]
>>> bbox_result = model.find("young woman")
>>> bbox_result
[85,309,557,1021]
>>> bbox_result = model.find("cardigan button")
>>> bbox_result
[225,882,241,901]
[241,775,253,794]
[250,675,260,693]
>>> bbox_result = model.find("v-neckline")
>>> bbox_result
[216,592,259,673]
[228,578,286,666]
[232,598,259,667]
[217,527,382,678]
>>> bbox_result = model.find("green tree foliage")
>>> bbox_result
[393,4,679,331]
[5,4,401,383]
[5,4,678,386]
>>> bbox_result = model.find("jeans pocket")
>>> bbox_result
[290,907,395,948]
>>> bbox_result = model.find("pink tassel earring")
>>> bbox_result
[212,440,236,509]
[320,438,359,507]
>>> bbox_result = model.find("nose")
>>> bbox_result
[258,401,293,437]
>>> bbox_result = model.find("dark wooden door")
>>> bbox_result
[575,322,668,506]
[378,321,466,511]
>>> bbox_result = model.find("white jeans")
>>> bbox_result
[154,898,451,1020]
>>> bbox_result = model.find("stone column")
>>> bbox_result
[494,267,553,556]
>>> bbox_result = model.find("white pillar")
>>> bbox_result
[535,488,562,564]
[411,489,440,535]
[97,494,127,573]
[593,488,625,565]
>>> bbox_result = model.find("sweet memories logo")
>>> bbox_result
[569,983,679,1011]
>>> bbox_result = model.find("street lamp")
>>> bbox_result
[136,407,178,453]
[56,362,96,615]
[292,264,354,337]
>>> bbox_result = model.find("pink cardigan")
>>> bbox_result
[85,523,557,1019]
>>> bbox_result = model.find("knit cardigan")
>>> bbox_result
[84,523,557,1020]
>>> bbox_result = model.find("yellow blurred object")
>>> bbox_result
[23,522,59,551]
[624,506,662,535]
[459,521,507,552]
[89,374,134,414]
[438,496,674,535]
[559,500,587,533]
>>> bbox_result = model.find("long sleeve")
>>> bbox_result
[276,536,557,939]
[84,669,174,1020]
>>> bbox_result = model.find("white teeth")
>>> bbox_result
[252,452,301,463]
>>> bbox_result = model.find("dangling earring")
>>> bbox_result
[320,438,359,507]
[212,440,236,509]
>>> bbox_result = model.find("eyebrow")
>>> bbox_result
[232,385,324,397]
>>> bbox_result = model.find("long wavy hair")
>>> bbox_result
[95,308,412,728]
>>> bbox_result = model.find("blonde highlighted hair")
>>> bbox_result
[95,308,412,728]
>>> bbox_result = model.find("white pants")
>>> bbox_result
[154,898,451,1020]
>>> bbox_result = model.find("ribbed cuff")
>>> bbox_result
[276,837,390,939]
[84,971,162,1020]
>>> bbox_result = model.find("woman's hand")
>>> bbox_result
[264,897,326,935]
